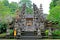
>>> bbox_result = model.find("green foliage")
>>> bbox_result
[47,0,60,28]
[0,0,17,23]
[26,7,33,14]
[0,0,17,32]
[3,0,9,6]
[9,2,18,14]
[0,22,7,28]
[52,29,60,35]
[0,33,6,37]
[50,0,59,9]
[56,0,60,6]
[45,30,49,36]
[0,1,11,23]
[0,22,7,33]
[47,6,60,21]
[19,0,32,8]
[10,29,13,34]
[47,6,60,26]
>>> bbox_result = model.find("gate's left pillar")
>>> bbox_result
[6,24,10,38]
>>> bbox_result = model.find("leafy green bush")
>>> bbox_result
[10,29,13,34]
[45,30,49,36]
[52,29,60,36]
[0,22,8,33]
[0,33,6,37]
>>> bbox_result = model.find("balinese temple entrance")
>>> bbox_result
[6,3,45,38]
[21,15,37,36]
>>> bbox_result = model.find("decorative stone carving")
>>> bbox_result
[6,28,10,35]
[37,28,41,36]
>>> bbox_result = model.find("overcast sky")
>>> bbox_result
[9,0,51,14]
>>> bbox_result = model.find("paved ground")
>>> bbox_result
[0,39,60,40]
[0,31,60,39]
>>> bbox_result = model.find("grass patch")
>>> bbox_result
[0,33,6,37]
[0,29,13,37]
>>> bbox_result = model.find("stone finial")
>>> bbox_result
[22,3,26,9]
[33,3,36,7]
[33,3,36,11]
[21,3,26,14]
[40,4,42,7]
[33,3,38,11]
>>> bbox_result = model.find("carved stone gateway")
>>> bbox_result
[6,3,45,38]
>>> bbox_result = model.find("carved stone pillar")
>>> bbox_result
[37,28,41,36]
[6,23,10,36]
[40,23,45,30]
[37,28,42,38]
[6,28,10,36]
[48,27,52,36]
[17,28,21,36]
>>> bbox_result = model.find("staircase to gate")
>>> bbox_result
[16,31,42,39]
[21,31,37,36]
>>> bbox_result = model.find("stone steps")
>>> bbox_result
[21,31,37,36]
[4,31,47,39]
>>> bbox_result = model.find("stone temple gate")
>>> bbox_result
[6,3,46,38]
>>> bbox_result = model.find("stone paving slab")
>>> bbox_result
[0,39,60,40]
